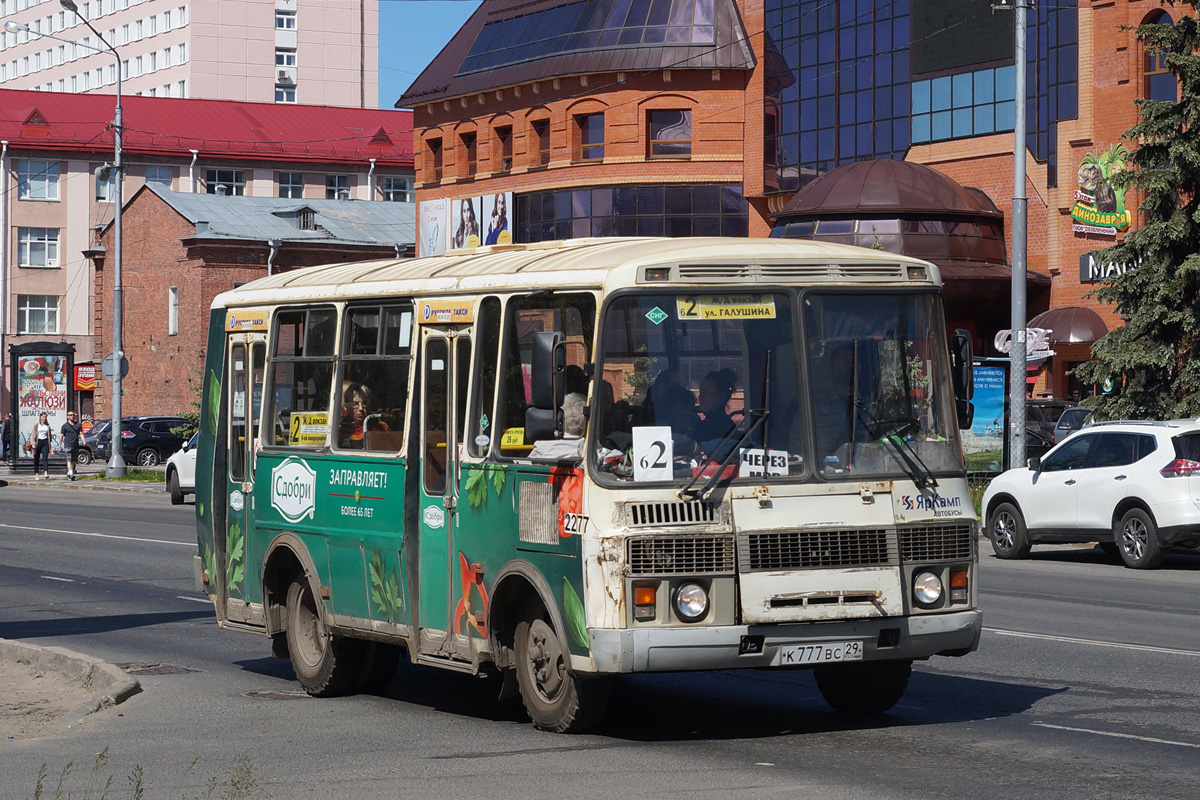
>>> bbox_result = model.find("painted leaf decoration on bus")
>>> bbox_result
[368,550,402,622]
[205,370,221,436]
[226,522,244,592]
[465,466,488,509]
[488,463,506,497]
[563,577,588,649]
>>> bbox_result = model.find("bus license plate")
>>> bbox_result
[778,641,864,666]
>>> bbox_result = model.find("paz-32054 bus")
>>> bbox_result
[194,237,980,733]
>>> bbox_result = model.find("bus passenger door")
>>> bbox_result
[223,335,266,621]
[416,326,471,657]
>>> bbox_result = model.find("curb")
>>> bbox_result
[0,477,164,494]
[0,638,142,728]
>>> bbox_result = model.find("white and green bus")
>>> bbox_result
[194,236,981,732]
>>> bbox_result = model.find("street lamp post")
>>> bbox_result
[8,2,126,474]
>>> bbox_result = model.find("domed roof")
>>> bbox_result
[777,160,1002,218]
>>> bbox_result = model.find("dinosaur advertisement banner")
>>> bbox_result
[1071,144,1132,237]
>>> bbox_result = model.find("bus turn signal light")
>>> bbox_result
[633,585,657,621]
[950,569,968,602]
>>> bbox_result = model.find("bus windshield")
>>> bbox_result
[592,290,963,484]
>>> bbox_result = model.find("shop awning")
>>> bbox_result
[1028,306,1109,344]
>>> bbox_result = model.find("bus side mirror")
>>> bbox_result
[526,331,565,443]
[951,329,974,429]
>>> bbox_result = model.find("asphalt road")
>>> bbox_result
[1,484,1198,799]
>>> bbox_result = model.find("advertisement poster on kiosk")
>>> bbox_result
[17,355,69,458]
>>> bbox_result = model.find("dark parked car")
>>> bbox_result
[1053,406,1093,443]
[1026,398,1079,440]
[92,416,195,467]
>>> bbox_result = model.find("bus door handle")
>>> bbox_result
[443,494,457,510]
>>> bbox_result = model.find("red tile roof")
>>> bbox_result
[0,89,412,166]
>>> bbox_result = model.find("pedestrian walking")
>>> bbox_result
[61,411,83,481]
[32,412,52,479]
[0,413,11,462]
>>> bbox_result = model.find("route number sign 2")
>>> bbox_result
[633,426,674,482]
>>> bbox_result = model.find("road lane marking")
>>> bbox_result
[0,522,193,548]
[41,575,74,582]
[1033,723,1200,749]
[987,627,1200,657]
[177,595,213,604]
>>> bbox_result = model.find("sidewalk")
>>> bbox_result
[0,458,165,493]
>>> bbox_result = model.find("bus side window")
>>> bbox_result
[268,307,337,448]
[337,303,413,452]
[497,293,596,458]
[466,297,501,458]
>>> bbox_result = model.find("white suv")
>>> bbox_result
[165,432,198,505]
[982,420,1200,569]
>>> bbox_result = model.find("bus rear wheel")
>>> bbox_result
[815,659,912,715]
[514,605,609,733]
[285,579,362,697]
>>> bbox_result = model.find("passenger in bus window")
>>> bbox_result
[340,382,389,448]
[693,368,738,445]
[529,392,587,460]
[655,383,699,438]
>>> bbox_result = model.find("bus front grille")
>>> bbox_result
[625,501,720,528]
[739,528,895,571]
[898,523,976,562]
[627,535,735,576]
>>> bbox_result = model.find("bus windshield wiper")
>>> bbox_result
[855,401,937,491]
[678,408,769,501]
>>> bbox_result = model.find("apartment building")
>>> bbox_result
[0,87,413,417]
[0,0,378,107]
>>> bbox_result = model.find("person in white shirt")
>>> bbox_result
[529,393,587,461]
[32,412,52,479]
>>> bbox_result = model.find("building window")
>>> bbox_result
[95,166,116,201]
[428,138,443,181]
[1145,12,1176,102]
[911,66,1017,144]
[275,10,296,29]
[647,109,692,157]
[168,286,179,336]
[575,113,604,161]
[530,119,550,167]
[17,159,59,200]
[18,228,60,268]
[278,172,304,198]
[495,125,513,171]
[326,174,351,200]
[206,169,245,196]
[461,131,477,177]
[381,176,413,202]
[145,165,172,185]
[275,48,296,67]
[17,295,59,334]
[275,86,296,103]
[515,184,749,243]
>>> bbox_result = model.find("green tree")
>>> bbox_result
[1073,5,1200,419]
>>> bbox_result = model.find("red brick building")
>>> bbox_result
[89,184,414,417]
[399,1,1175,398]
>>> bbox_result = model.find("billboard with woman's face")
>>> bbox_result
[17,355,68,457]
[451,196,482,249]
[482,192,513,245]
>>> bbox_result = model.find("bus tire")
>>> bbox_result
[355,642,403,692]
[815,659,912,715]
[285,579,362,697]
[514,604,609,733]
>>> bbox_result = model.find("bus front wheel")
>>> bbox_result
[815,659,912,715]
[285,579,362,697]
[514,605,609,733]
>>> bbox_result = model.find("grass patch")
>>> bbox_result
[78,467,164,483]
[965,448,1002,472]
[27,749,267,799]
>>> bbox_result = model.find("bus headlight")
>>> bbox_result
[913,571,943,608]
[672,582,709,622]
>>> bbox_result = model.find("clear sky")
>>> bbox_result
[379,0,483,109]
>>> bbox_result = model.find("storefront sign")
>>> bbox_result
[1079,251,1140,283]
[994,328,1055,360]
[74,364,96,391]
[1071,145,1132,237]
